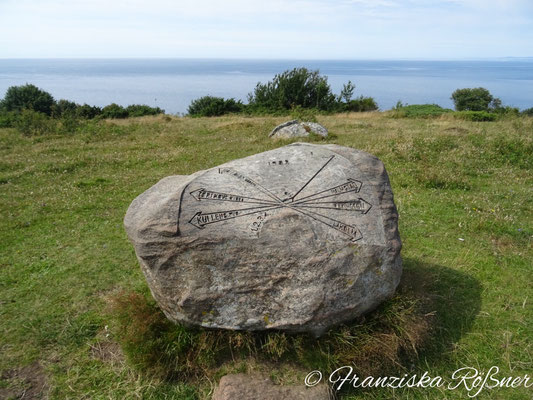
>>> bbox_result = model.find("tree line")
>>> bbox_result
[1,68,532,134]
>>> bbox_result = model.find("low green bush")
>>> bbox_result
[289,105,318,122]
[59,114,85,134]
[76,104,102,119]
[391,104,452,118]
[14,109,58,135]
[454,111,497,121]
[52,99,79,118]
[101,103,129,119]
[0,111,18,128]
[520,107,533,117]
[344,96,379,112]
[188,96,244,117]
[493,106,520,116]
[126,104,164,117]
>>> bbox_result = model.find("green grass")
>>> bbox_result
[0,112,532,399]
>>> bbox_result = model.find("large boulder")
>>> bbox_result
[269,120,328,139]
[124,143,402,336]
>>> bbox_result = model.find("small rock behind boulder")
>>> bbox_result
[269,120,328,139]
[212,374,332,400]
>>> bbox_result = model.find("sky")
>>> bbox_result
[0,0,532,59]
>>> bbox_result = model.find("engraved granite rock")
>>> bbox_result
[269,120,328,139]
[124,143,402,336]
[212,374,331,400]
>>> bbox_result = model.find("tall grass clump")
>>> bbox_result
[107,288,432,384]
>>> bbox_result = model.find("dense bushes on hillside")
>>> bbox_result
[101,103,129,119]
[453,111,497,121]
[0,84,165,134]
[391,104,453,118]
[1,84,56,116]
[522,107,533,116]
[344,96,379,112]
[188,68,379,116]
[0,84,164,121]
[187,96,244,117]
[126,104,164,117]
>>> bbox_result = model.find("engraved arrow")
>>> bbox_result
[290,155,335,202]
[292,179,363,204]
[188,204,282,229]
[295,198,372,214]
[189,188,279,205]
[283,205,363,242]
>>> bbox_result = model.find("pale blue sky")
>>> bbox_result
[0,0,532,59]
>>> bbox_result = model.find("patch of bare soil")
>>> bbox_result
[0,361,48,399]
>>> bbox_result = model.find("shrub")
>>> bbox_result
[493,106,520,117]
[1,84,56,116]
[59,114,84,133]
[451,87,501,112]
[0,111,18,128]
[76,104,102,119]
[289,105,318,122]
[52,99,79,118]
[344,96,379,112]
[101,103,128,119]
[187,96,244,117]
[454,111,497,122]
[392,104,452,118]
[522,107,533,116]
[125,104,164,117]
[14,109,57,135]
[247,68,338,111]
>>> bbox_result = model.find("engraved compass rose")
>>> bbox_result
[182,155,372,242]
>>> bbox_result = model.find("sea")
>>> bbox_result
[1,58,532,114]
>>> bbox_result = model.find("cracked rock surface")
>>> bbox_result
[269,120,328,138]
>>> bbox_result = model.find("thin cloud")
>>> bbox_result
[0,0,531,58]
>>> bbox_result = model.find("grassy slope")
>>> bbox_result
[0,112,531,399]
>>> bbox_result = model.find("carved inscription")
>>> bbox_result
[181,153,373,242]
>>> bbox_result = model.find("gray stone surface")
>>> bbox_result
[124,143,402,336]
[269,120,328,139]
[212,374,331,400]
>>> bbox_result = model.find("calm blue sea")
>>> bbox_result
[1,59,532,114]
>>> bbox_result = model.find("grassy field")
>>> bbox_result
[0,112,531,399]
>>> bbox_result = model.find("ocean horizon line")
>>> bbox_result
[1,56,533,62]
